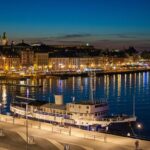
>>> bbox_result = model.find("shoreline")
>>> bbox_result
[51,68,150,77]
[0,114,150,150]
[0,68,150,80]
[0,114,150,142]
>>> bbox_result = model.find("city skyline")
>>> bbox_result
[0,0,150,49]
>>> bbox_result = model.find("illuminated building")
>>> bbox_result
[0,54,20,70]
[34,52,49,68]
[21,49,34,66]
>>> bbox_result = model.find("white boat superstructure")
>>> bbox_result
[10,95,136,128]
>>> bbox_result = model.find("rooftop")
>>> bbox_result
[69,100,108,106]
[42,103,66,110]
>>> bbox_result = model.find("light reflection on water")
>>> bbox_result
[2,85,7,106]
[0,72,150,138]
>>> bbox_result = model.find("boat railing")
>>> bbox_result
[34,110,70,118]
[99,115,134,122]
[11,105,26,110]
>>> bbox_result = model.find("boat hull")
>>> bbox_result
[10,105,137,128]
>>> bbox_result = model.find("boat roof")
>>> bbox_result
[69,100,107,105]
[41,103,66,110]
[28,101,48,106]
[12,101,66,110]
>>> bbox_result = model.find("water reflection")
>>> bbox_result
[26,88,29,98]
[113,75,116,96]
[0,72,150,138]
[124,74,127,96]
[117,74,121,97]
[2,85,7,106]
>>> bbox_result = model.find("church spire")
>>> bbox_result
[2,32,6,39]
[1,32,8,46]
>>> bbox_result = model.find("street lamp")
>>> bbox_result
[137,123,142,129]
[104,126,109,143]
[2,57,5,63]
[128,122,142,150]
[20,102,29,150]
[25,103,29,149]
[0,103,2,114]
[137,123,142,138]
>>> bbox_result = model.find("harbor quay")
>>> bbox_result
[0,114,150,150]
[0,68,150,80]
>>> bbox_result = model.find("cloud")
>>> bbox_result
[56,33,92,39]
[11,32,150,50]
[106,33,150,39]
[115,34,137,39]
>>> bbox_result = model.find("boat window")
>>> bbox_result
[86,106,89,109]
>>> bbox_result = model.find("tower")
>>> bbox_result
[1,32,8,46]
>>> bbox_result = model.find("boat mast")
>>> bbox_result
[90,77,94,103]
[89,72,95,103]
[104,75,108,103]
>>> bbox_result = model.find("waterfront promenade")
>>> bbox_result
[0,114,150,150]
[0,68,150,80]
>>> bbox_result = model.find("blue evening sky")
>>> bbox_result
[0,0,150,41]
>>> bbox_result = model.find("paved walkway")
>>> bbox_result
[1,115,150,150]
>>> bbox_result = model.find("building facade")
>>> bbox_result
[0,56,20,70]
[34,52,49,68]
[49,57,108,71]
[21,49,34,66]
[48,56,137,71]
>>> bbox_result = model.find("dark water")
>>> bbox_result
[0,72,150,139]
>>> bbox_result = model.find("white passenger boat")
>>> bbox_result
[10,95,136,129]
[10,73,136,129]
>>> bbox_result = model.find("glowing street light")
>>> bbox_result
[137,123,142,139]
[127,132,131,137]
[2,57,6,71]
[2,57,6,61]
[0,103,2,114]
[137,123,142,129]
